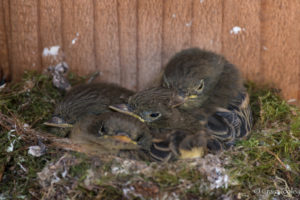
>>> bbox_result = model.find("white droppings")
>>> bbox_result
[263,46,268,50]
[6,130,16,152]
[230,26,246,34]
[23,123,29,129]
[172,13,176,18]
[62,168,68,178]
[28,146,44,157]
[0,83,6,91]
[72,33,80,45]
[285,164,291,171]
[72,38,78,45]
[186,21,192,27]
[42,46,60,57]
[6,140,16,152]
[200,0,204,3]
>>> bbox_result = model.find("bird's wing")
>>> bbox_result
[207,92,253,149]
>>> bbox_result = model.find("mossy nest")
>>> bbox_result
[0,71,299,199]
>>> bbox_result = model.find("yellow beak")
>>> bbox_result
[109,105,145,123]
[109,135,137,145]
[188,95,198,99]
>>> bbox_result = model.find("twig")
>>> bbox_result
[263,148,293,184]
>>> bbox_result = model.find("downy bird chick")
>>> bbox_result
[110,87,206,131]
[162,48,253,145]
[45,82,134,128]
[109,87,224,159]
[70,112,152,159]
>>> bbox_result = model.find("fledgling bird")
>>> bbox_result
[69,112,152,159]
[162,48,244,114]
[109,87,224,159]
[45,82,134,128]
[161,48,253,145]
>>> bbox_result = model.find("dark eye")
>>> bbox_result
[196,80,204,92]
[150,113,161,118]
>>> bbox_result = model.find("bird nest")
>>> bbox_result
[0,71,299,199]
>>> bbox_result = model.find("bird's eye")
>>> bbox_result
[149,112,161,118]
[195,80,204,92]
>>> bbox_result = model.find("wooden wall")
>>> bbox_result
[0,0,300,102]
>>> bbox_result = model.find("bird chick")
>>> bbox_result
[162,47,244,115]
[162,48,253,145]
[110,87,206,131]
[70,112,152,159]
[45,82,134,128]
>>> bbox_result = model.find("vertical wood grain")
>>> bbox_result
[117,0,138,90]
[192,0,222,53]
[39,0,63,69]
[0,1,10,79]
[94,0,121,85]
[261,0,300,101]
[61,0,95,76]
[222,0,261,80]
[162,0,193,66]
[9,0,40,80]
[137,0,163,90]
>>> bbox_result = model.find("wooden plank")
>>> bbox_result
[94,0,120,85]
[261,0,300,102]
[162,0,193,66]
[9,0,40,80]
[192,0,222,53]
[61,0,95,76]
[117,0,137,90]
[0,1,10,80]
[137,0,163,90]
[222,0,261,80]
[39,0,63,69]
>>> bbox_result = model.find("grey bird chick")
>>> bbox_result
[70,112,152,159]
[162,47,244,115]
[110,87,206,131]
[46,82,134,128]
[162,48,253,147]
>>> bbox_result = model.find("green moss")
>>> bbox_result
[246,82,292,126]
[152,169,179,188]
[0,130,60,199]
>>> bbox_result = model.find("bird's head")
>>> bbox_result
[91,112,152,150]
[109,87,195,130]
[162,48,243,112]
[70,112,152,152]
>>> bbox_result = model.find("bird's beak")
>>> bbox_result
[109,135,137,145]
[171,93,198,108]
[170,93,188,108]
[187,95,198,99]
[43,116,73,128]
[109,104,145,123]
[43,122,73,128]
